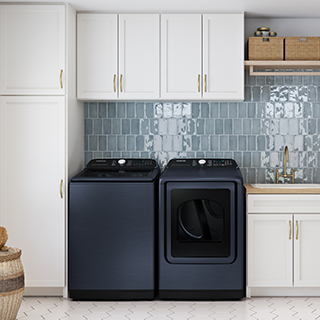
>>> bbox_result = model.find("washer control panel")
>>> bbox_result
[168,158,237,168]
[87,158,157,171]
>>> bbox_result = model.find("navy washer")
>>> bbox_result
[158,158,246,300]
[68,158,160,300]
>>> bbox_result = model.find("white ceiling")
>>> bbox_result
[1,0,320,18]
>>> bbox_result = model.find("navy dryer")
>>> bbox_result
[158,158,245,300]
[68,158,160,300]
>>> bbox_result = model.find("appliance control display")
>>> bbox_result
[168,158,237,168]
[86,158,157,171]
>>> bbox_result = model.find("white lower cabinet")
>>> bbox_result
[0,96,65,288]
[247,194,320,296]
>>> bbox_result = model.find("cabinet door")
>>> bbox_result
[0,96,65,287]
[77,14,117,100]
[248,214,293,287]
[161,14,201,99]
[119,14,159,99]
[294,214,320,287]
[0,5,65,95]
[203,14,244,100]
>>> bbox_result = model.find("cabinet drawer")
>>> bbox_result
[247,194,320,213]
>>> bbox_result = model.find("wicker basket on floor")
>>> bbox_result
[0,248,25,320]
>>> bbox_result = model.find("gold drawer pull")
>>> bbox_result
[296,220,299,240]
[60,179,63,199]
[113,74,116,92]
[60,69,63,89]
[120,74,123,92]
[198,74,200,92]
[289,220,292,240]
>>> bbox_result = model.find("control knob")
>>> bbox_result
[198,159,206,166]
[118,159,126,166]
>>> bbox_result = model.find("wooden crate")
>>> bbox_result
[285,37,320,60]
[248,37,284,60]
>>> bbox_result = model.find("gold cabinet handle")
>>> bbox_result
[205,74,207,92]
[60,179,63,199]
[60,69,63,89]
[113,74,116,92]
[120,74,123,92]
[198,74,200,92]
[289,220,292,240]
[296,220,299,240]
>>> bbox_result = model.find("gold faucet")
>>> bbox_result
[273,146,298,184]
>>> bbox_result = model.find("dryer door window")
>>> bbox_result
[166,182,236,264]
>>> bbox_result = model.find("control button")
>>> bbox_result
[118,159,126,166]
[198,159,206,166]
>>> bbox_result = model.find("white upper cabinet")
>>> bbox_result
[0,5,65,95]
[161,14,202,100]
[161,13,244,101]
[119,14,159,99]
[77,14,117,100]
[77,14,159,100]
[203,14,244,100]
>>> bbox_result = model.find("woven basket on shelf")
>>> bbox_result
[248,36,284,60]
[0,248,24,320]
[285,37,320,60]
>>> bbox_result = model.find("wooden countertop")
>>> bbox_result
[244,184,320,194]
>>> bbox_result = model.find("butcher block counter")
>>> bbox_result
[244,183,320,194]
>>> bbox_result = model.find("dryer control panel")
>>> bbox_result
[167,158,237,168]
[86,158,157,171]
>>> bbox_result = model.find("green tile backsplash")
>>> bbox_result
[84,70,320,183]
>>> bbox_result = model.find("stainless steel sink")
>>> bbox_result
[251,183,320,189]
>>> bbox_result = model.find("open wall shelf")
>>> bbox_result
[244,60,320,76]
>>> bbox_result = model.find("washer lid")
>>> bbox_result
[71,158,160,182]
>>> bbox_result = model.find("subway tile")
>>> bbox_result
[234,119,242,134]
[210,135,219,151]
[257,135,265,151]
[220,136,228,151]
[182,103,192,118]
[88,102,98,118]
[154,102,163,118]
[186,119,195,134]
[183,135,192,151]
[117,103,126,118]
[168,119,177,135]
[99,136,108,151]
[127,102,135,118]
[248,136,256,151]
[163,103,173,118]
[215,119,223,134]
[257,103,265,118]
[192,103,200,118]
[141,119,149,135]
[253,152,261,167]
[238,103,247,118]
[201,136,209,151]
[131,119,140,134]
[126,136,135,151]
[136,136,145,151]
[163,135,172,151]
[173,135,183,150]
[196,119,205,134]
[98,103,107,118]
[210,102,219,118]
[220,103,228,118]
[108,135,116,150]
[251,86,261,102]
[103,119,111,134]
[266,102,274,118]
[94,119,102,135]
[229,103,238,118]
[112,119,121,134]
[117,135,125,150]
[224,119,232,134]
[313,103,320,118]
[238,136,247,151]
[201,103,209,118]
[252,119,261,134]
[122,119,130,134]
[308,119,317,134]
[243,152,251,167]
[243,119,251,134]
[158,119,167,135]
[229,136,237,150]
[145,135,154,151]
[192,135,200,151]
[108,103,116,118]
[136,102,145,118]
[146,103,154,118]
[85,119,93,135]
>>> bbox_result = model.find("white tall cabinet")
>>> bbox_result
[0,4,83,296]
[77,13,159,100]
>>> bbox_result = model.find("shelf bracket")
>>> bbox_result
[249,65,320,76]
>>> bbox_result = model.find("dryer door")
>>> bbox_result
[166,182,236,264]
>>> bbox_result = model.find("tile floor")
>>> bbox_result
[16,296,320,319]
